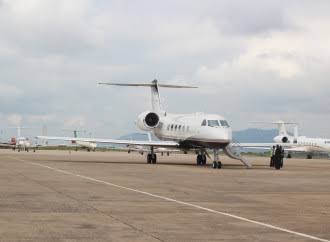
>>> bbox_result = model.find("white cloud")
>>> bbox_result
[0,0,329,137]
[0,84,23,98]
[6,113,22,126]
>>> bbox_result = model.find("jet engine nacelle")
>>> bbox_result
[274,135,289,143]
[136,111,160,131]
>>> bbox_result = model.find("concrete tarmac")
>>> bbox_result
[0,150,329,241]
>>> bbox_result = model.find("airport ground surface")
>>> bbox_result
[0,150,329,242]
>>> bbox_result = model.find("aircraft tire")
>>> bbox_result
[196,155,202,166]
[212,161,218,169]
[201,155,207,165]
[307,154,312,159]
[152,154,157,164]
[217,161,222,169]
[147,154,152,164]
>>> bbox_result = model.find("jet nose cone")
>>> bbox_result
[223,129,232,143]
[209,128,232,143]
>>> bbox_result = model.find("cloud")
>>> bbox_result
[0,0,329,137]
[6,113,22,126]
[0,84,23,99]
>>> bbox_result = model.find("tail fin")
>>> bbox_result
[62,129,86,138]
[250,121,298,136]
[9,126,29,138]
[275,121,288,136]
[99,79,197,114]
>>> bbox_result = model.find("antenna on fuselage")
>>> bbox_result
[98,79,197,113]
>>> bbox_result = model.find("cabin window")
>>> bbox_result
[167,125,170,131]
[175,125,177,131]
[178,125,182,131]
[208,120,219,127]
[220,120,230,127]
[182,126,185,132]
[201,120,207,126]
[171,124,174,131]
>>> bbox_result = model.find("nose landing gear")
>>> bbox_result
[212,149,222,169]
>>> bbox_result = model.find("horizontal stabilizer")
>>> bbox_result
[250,121,298,125]
[98,82,198,88]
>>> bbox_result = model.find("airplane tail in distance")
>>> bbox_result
[275,121,288,136]
[250,121,298,136]
[99,79,197,114]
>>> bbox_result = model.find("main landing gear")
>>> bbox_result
[212,149,222,169]
[147,146,157,164]
[196,153,207,166]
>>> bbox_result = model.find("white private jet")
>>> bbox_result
[63,129,97,152]
[269,121,330,159]
[38,79,253,169]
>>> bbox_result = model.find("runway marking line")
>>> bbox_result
[10,156,330,242]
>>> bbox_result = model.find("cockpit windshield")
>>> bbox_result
[208,120,219,127]
[220,120,230,127]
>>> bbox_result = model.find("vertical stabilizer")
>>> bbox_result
[276,121,288,136]
[17,126,21,138]
[293,125,299,137]
[150,80,162,113]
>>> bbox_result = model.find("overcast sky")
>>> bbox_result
[0,0,330,139]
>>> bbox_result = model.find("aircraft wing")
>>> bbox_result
[36,136,179,148]
[0,143,14,148]
[237,143,298,149]
[238,143,327,152]
[125,146,182,153]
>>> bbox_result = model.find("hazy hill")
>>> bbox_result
[233,128,278,143]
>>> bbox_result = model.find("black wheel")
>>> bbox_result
[307,154,312,159]
[212,161,218,169]
[152,154,157,164]
[217,161,222,169]
[287,154,292,159]
[196,155,202,166]
[147,154,152,164]
[201,155,207,165]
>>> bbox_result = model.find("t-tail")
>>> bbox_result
[250,120,298,143]
[276,121,288,136]
[99,79,197,114]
